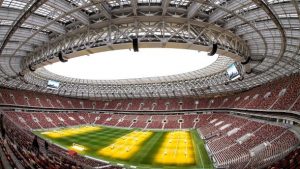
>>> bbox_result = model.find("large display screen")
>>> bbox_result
[47,80,60,89]
[227,63,240,80]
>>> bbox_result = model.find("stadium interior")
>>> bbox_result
[0,0,300,169]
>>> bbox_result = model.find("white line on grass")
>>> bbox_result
[194,131,205,168]
[173,138,179,158]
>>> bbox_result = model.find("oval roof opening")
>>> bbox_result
[44,48,218,80]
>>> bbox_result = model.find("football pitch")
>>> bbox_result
[34,126,213,169]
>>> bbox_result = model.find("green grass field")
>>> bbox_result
[34,126,213,169]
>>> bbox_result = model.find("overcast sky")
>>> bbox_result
[45,48,218,80]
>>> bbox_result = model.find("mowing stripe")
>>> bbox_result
[34,126,213,169]
[130,132,164,163]
[41,126,101,138]
[154,131,195,165]
[98,131,153,160]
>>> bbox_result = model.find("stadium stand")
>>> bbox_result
[2,74,300,168]
[164,115,181,129]
[1,73,300,112]
[197,114,299,168]
[266,148,300,169]
[1,111,299,169]
[1,114,123,169]
[1,1,300,168]
[115,115,137,128]
[130,114,149,128]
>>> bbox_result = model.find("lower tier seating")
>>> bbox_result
[1,114,122,169]
[1,112,299,169]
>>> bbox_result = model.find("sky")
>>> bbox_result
[44,48,218,80]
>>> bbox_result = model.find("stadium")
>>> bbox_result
[0,0,300,169]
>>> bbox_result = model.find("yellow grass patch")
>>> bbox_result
[154,131,195,165]
[99,131,153,160]
[41,126,101,138]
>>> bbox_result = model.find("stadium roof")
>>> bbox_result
[0,0,299,99]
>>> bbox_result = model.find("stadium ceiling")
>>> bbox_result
[0,0,299,99]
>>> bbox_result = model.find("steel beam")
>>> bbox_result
[161,0,171,16]
[48,0,89,25]
[0,0,48,57]
[132,0,138,16]
[91,0,111,19]
[251,0,286,73]
[187,2,202,19]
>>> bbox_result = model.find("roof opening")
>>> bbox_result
[44,48,218,80]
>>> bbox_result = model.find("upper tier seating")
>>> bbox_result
[1,73,300,112]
